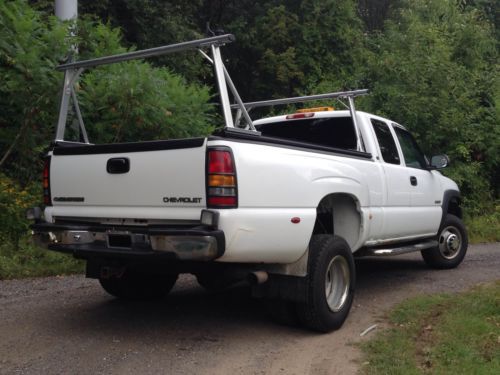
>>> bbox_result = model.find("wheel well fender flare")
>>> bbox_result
[440,189,462,229]
[312,193,363,250]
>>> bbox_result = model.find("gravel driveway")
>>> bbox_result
[0,243,498,374]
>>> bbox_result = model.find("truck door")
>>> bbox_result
[370,118,414,239]
[392,125,442,236]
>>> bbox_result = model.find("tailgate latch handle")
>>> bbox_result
[107,158,130,174]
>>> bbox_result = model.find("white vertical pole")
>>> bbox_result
[211,45,234,128]
[348,96,363,152]
[55,0,77,21]
[55,0,78,57]
[54,0,79,141]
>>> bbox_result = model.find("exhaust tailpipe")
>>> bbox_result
[247,271,268,285]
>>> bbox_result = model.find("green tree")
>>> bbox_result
[78,0,206,77]
[363,0,499,212]
[0,0,214,184]
[0,0,69,182]
[296,0,366,93]
[196,0,366,102]
[79,62,213,143]
[358,0,394,32]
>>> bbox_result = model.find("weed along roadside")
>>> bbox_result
[0,239,83,280]
[359,281,500,374]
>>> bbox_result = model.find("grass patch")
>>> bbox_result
[0,237,83,280]
[360,282,500,374]
[465,210,500,243]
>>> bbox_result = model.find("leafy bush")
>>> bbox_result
[79,62,214,143]
[0,0,215,183]
[465,207,500,243]
[0,239,83,280]
[0,0,69,182]
[0,174,39,248]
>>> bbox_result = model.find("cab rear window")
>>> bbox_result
[255,117,357,150]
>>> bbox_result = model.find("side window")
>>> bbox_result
[371,119,400,164]
[393,126,427,169]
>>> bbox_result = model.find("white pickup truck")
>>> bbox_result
[30,35,467,332]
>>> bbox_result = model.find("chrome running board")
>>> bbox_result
[356,239,437,257]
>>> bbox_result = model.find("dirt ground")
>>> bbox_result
[0,243,498,375]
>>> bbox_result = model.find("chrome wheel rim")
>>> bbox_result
[438,226,462,259]
[325,255,350,312]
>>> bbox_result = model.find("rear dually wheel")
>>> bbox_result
[297,235,356,333]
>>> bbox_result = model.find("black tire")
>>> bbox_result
[99,270,178,300]
[296,235,356,333]
[195,273,236,292]
[421,214,468,269]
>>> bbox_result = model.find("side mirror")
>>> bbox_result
[430,154,449,169]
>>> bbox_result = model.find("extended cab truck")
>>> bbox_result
[29,35,468,332]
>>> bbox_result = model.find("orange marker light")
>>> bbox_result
[296,106,334,113]
[208,175,235,187]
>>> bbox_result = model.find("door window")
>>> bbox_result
[393,126,427,169]
[371,119,400,164]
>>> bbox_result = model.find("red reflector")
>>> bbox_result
[43,157,51,206]
[208,150,234,174]
[208,196,237,206]
[291,217,301,224]
[286,113,315,120]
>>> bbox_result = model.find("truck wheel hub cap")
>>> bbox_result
[325,255,350,312]
[439,227,462,259]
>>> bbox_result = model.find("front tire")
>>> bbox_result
[421,214,468,269]
[99,270,178,300]
[297,235,356,333]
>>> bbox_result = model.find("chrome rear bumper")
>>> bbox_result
[31,223,224,261]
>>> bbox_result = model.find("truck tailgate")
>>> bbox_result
[49,139,207,217]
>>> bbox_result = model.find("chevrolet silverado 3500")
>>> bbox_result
[29,35,467,332]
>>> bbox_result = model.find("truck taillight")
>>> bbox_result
[206,148,237,208]
[43,157,51,206]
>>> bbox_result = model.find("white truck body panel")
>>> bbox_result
[49,141,207,214]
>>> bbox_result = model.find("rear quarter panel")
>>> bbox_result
[209,140,383,263]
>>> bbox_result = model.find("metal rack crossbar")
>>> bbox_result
[229,89,368,110]
[56,34,235,71]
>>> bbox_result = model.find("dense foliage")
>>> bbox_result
[362,0,499,213]
[0,0,214,183]
[0,0,498,255]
